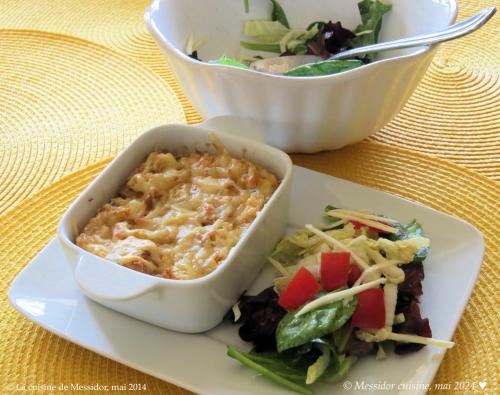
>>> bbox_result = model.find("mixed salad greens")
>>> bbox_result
[187,0,392,76]
[226,207,454,394]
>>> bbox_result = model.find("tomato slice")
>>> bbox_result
[347,264,362,286]
[278,267,320,310]
[351,288,386,329]
[320,252,351,291]
[349,220,380,235]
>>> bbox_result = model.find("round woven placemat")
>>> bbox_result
[0,29,185,214]
[1,142,498,394]
[368,0,500,180]
[0,0,202,125]
[0,0,497,179]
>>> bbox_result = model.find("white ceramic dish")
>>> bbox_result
[145,0,457,152]
[10,166,483,395]
[57,124,293,333]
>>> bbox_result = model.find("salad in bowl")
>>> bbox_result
[188,0,392,76]
[146,0,456,152]
[226,207,454,394]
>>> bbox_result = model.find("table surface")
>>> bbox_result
[0,1,498,394]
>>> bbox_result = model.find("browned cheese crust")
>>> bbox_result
[76,149,278,279]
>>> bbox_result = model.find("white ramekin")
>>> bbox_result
[145,0,457,152]
[58,124,292,333]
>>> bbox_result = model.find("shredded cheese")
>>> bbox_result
[330,209,398,224]
[319,219,346,230]
[353,260,401,287]
[296,277,386,316]
[185,33,194,54]
[268,257,289,276]
[355,29,375,36]
[357,329,455,349]
[327,210,397,233]
[192,36,208,52]
[386,332,454,349]
[185,33,207,54]
[383,283,398,328]
[232,302,241,322]
[365,249,405,284]
[305,224,369,270]
[376,344,387,360]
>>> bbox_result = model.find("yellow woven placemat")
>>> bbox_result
[0,29,185,215]
[368,0,500,180]
[0,0,497,179]
[1,142,498,394]
[0,0,202,125]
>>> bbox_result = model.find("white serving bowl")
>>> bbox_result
[57,124,292,333]
[145,0,457,152]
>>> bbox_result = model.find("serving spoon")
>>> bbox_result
[252,7,496,74]
[330,6,496,60]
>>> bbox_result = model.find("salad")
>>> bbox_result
[187,0,392,77]
[226,207,454,394]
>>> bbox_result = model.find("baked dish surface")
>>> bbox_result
[76,147,278,280]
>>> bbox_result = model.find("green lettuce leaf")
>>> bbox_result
[279,24,319,54]
[306,339,340,384]
[276,297,357,352]
[227,346,312,395]
[240,41,282,53]
[389,219,429,263]
[285,59,363,76]
[239,351,307,382]
[270,229,312,265]
[332,325,353,353]
[209,55,250,69]
[324,354,357,383]
[233,341,344,387]
[243,20,289,43]
[349,0,392,61]
[270,0,290,28]
[249,343,318,374]
[323,204,344,227]
[394,219,423,239]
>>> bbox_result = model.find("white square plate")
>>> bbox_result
[8,166,483,395]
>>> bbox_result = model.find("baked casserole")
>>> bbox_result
[76,144,278,280]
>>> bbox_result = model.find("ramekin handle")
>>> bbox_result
[75,255,160,301]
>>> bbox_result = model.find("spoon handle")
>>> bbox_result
[330,7,496,60]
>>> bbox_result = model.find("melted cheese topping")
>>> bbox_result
[76,149,278,280]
